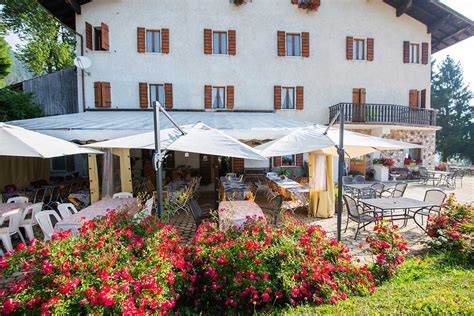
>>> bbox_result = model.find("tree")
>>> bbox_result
[0,88,42,121]
[0,30,12,85]
[0,0,75,75]
[431,56,473,163]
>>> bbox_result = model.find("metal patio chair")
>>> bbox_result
[343,194,377,239]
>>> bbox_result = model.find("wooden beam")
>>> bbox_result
[396,0,412,17]
[112,148,133,194]
[65,0,81,14]
[433,26,474,46]
[88,154,100,203]
[428,14,452,33]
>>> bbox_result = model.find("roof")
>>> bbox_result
[383,0,474,53]
[38,0,473,52]
[8,111,310,142]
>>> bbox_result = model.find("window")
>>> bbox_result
[282,155,296,166]
[212,86,226,109]
[281,87,295,109]
[94,27,103,51]
[51,156,75,172]
[409,43,419,63]
[149,84,165,107]
[286,33,301,56]
[146,30,161,53]
[353,38,365,60]
[213,31,228,54]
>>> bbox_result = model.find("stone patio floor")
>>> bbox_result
[169,177,473,261]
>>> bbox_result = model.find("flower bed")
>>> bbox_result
[0,211,185,315]
[178,216,375,314]
[427,195,473,263]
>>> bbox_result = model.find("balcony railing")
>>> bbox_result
[329,103,437,127]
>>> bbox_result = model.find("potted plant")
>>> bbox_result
[293,0,321,12]
[278,167,291,179]
[372,157,394,182]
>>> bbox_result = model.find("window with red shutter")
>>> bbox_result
[227,86,234,109]
[204,85,212,109]
[367,38,374,61]
[139,82,148,108]
[421,42,429,64]
[88,22,109,51]
[301,32,310,57]
[164,83,173,109]
[296,86,304,110]
[403,41,410,63]
[162,28,170,54]
[228,30,236,55]
[137,27,146,53]
[204,29,212,54]
[94,82,112,108]
[85,22,93,50]
[277,31,286,56]
[274,86,282,110]
[346,36,353,60]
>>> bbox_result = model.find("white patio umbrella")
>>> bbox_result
[0,123,100,158]
[85,122,267,161]
[256,125,423,158]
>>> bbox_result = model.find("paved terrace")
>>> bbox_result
[170,177,474,260]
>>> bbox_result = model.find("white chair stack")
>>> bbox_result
[6,196,29,204]
[57,203,79,219]
[35,211,62,241]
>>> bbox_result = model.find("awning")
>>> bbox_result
[8,111,309,142]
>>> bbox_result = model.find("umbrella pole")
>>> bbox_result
[337,108,344,242]
[153,101,163,219]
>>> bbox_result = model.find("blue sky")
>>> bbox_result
[5,0,474,88]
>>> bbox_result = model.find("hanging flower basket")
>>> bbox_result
[294,0,321,12]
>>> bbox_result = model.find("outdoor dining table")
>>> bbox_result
[55,198,139,233]
[359,197,437,232]
[218,200,266,230]
[0,202,30,216]
[266,176,309,199]
[220,177,251,201]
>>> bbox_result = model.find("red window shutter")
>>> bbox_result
[403,41,410,63]
[273,156,282,167]
[301,32,310,57]
[421,42,429,65]
[204,85,212,109]
[139,82,148,108]
[85,22,93,50]
[409,89,418,107]
[162,28,170,54]
[137,27,145,53]
[346,36,353,60]
[101,82,112,108]
[274,86,282,110]
[296,86,304,110]
[164,83,173,109]
[420,89,426,108]
[367,38,374,61]
[296,153,304,166]
[360,88,366,104]
[277,31,286,56]
[204,29,212,54]
[227,86,234,109]
[228,30,236,55]
[94,82,102,108]
[101,23,109,51]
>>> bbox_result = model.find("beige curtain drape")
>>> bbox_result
[0,156,49,190]
[308,152,335,218]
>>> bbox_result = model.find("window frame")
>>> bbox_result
[212,31,228,55]
[281,154,297,167]
[285,33,302,57]
[212,86,226,109]
[149,84,165,108]
[93,26,104,51]
[353,38,366,61]
[146,29,162,53]
[281,87,296,110]
[409,43,420,64]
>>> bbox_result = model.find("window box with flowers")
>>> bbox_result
[373,158,395,182]
[291,0,321,12]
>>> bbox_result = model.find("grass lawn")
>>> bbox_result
[266,253,474,315]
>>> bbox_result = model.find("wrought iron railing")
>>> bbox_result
[329,103,437,127]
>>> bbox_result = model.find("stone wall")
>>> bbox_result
[382,130,436,169]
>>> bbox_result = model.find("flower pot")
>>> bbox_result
[373,164,389,182]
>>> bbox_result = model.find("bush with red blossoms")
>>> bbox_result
[178,216,375,314]
[365,221,408,284]
[427,195,473,263]
[0,210,185,315]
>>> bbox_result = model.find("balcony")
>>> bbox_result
[329,103,437,127]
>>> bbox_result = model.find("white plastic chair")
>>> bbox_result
[225,173,237,178]
[112,192,133,199]
[57,203,78,219]
[144,198,154,216]
[0,209,26,252]
[6,196,29,204]
[266,172,278,178]
[35,211,61,241]
[19,202,43,241]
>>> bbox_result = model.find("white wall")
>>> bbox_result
[76,0,431,125]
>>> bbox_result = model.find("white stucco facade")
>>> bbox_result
[76,0,432,125]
